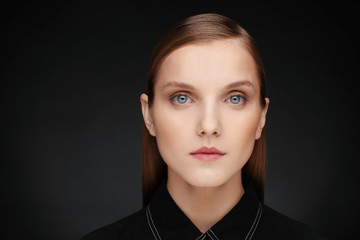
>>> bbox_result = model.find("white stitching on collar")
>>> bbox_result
[146,206,161,240]
[146,202,263,240]
[248,203,263,240]
[206,232,215,240]
[195,233,206,240]
[245,202,263,240]
[208,228,220,240]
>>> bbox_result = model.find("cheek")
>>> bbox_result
[223,108,261,153]
[152,106,193,152]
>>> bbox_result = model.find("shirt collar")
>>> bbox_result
[146,178,262,240]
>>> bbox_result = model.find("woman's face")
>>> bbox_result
[141,38,269,188]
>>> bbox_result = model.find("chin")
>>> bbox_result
[184,171,230,188]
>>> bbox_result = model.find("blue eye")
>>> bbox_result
[173,94,191,104]
[227,95,245,104]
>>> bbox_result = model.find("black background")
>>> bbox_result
[2,0,359,239]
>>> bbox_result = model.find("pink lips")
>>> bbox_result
[191,147,225,161]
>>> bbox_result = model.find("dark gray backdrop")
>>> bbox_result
[2,0,359,239]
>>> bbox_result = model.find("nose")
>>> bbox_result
[196,104,222,137]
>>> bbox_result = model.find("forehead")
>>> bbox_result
[156,39,259,90]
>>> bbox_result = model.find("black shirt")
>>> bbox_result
[81,180,328,240]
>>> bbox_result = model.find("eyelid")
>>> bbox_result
[227,90,248,98]
[169,91,193,99]
[227,89,247,95]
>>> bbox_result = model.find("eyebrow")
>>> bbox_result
[161,80,255,91]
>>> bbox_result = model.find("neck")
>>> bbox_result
[166,170,244,233]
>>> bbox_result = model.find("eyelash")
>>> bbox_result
[169,92,248,105]
[169,93,193,105]
[225,95,247,105]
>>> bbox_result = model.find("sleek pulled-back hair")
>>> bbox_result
[142,13,267,206]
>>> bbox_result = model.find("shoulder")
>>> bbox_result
[254,204,329,240]
[80,208,150,240]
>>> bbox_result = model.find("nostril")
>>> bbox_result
[198,130,220,136]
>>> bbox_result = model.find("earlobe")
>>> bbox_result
[140,93,156,136]
[255,97,270,140]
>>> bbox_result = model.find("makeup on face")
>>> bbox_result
[190,146,225,161]
[144,39,267,188]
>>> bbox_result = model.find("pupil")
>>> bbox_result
[178,95,187,103]
[231,96,240,103]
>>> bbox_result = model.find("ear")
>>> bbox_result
[140,93,156,136]
[255,97,270,140]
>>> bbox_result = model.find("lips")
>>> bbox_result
[191,147,225,161]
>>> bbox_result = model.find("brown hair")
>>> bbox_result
[142,13,267,206]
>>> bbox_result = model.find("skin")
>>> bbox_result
[140,38,269,233]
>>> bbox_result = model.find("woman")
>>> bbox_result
[82,13,327,240]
